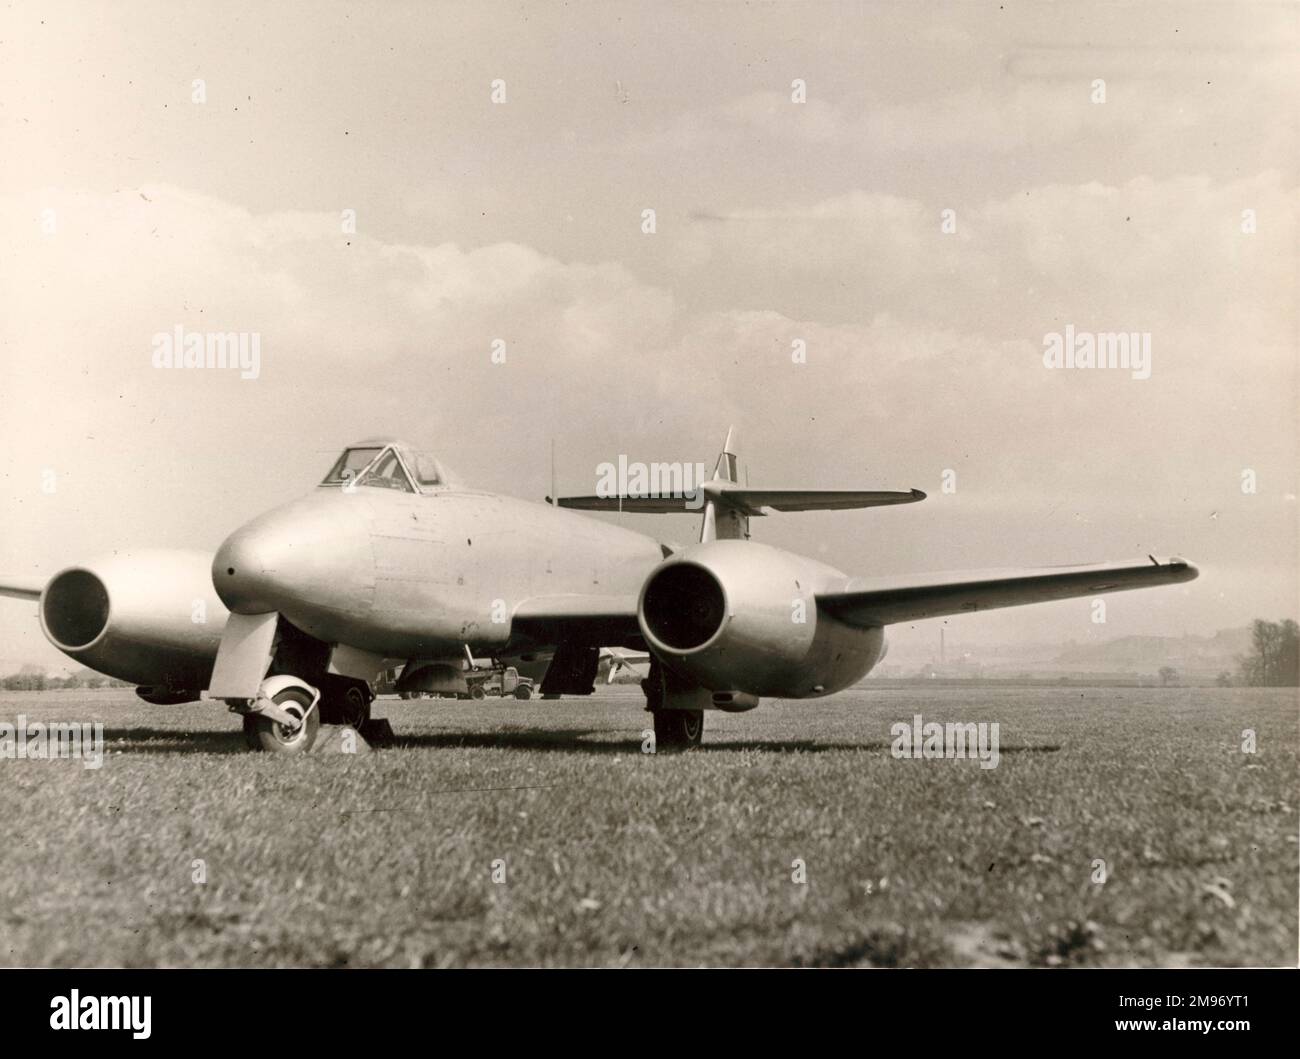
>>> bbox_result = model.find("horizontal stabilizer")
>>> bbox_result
[0,577,43,601]
[551,495,694,513]
[707,485,924,515]
[817,557,1198,627]
[554,483,924,516]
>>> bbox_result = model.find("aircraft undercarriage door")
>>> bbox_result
[539,643,599,695]
[208,612,280,702]
[643,655,759,713]
[642,655,711,712]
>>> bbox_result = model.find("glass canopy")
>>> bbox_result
[320,439,450,493]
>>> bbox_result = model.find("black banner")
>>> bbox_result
[3,967,1293,1046]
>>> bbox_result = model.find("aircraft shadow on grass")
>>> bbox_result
[105,726,1062,757]
[392,732,1062,755]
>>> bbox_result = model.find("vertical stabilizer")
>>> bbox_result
[700,427,749,543]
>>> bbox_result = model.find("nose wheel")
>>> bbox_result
[243,686,320,753]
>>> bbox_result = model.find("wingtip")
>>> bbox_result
[910,488,927,501]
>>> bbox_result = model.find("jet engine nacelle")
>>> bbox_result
[637,539,885,697]
[39,550,227,690]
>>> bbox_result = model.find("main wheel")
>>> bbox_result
[335,681,371,728]
[652,709,703,752]
[243,687,319,754]
[318,676,372,727]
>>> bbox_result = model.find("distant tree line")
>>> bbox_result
[1237,619,1300,687]
[0,666,131,691]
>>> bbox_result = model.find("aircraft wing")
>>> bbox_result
[0,576,43,601]
[817,557,1198,628]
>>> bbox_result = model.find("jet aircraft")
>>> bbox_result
[0,431,1198,752]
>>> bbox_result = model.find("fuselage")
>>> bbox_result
[213,485,667,658]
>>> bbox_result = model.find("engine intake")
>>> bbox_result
[37,550,229,690]
[640,562,726,650]
[42,569,111,649]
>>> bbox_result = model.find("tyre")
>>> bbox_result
[513,684,532,701]
[319,677,372,727]
[469,684,486,701]
[243,687,319,754]
[337,681,372,727]
[652,709,703,752]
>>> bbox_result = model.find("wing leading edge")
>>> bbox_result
[816,557,1198,628]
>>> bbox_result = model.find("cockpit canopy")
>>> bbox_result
[320,438,454,494]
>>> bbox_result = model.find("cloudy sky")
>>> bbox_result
[1,1,1295,669]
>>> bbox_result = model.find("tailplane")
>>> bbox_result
[553,427,924,544]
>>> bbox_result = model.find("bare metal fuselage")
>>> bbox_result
[214,486,667,658]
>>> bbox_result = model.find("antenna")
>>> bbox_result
[549,438,556,505]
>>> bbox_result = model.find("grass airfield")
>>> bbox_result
[0,684,1295,967]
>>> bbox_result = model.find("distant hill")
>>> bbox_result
[1053,626,1252,677]
[873,625,1258,684]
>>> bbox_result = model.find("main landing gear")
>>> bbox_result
[641,659,705,752]
[652,708,704,752]
[319,675,373,729]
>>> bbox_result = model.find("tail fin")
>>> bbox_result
[701,426,746,542]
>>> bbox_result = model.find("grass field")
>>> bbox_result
[0,684,1295,967]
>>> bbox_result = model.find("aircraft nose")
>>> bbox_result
[213,529,278,614]
[213,496,375,618]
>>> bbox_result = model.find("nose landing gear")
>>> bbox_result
[233,673,373,753]
[241,683,321,753]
